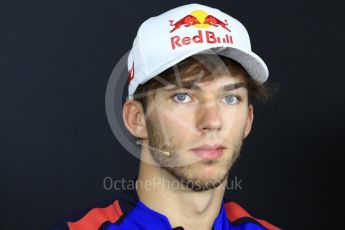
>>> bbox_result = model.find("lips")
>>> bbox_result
[191,145,225,160]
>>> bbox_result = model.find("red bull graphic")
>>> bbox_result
[169,10,231,33]
[169,15,201,33]
[168,10,233,50]
[204,15,231,32]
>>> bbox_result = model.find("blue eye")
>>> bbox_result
[172,93,192,103]
[222,95,239,104]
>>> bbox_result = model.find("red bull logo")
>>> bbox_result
[169,10,231,33]
[170,30,233,50]
[169,10,233,50]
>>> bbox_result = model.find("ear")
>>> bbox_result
[243,104,254,139]
[122,100,148,139]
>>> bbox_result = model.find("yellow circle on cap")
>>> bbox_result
[191,10,211,28]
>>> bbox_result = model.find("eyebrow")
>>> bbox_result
[165,80,247,92]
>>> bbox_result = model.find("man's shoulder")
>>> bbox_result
[49,189,138,230]
[223,199,281,230]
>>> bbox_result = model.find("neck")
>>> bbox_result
[136,155,227,230]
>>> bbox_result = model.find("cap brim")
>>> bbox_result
[145,45,268,85]
[212,46,269,83]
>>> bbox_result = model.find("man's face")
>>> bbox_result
[143,69,252,192]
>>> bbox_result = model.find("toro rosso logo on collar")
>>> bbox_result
[169,10,233,50]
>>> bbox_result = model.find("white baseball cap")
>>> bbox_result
[127,3,268,99]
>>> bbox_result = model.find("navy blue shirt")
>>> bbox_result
[51,180,280,230]
[105,199,266,230]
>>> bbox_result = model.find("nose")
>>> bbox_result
[196,101,222,133]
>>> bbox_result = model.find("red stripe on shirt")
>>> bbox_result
[67,200,123,230]
[224,201,281,230]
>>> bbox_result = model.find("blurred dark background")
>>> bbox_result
[1,0,344,229]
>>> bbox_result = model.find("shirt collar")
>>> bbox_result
[134,199,231,230]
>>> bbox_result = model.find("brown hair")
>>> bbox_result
[133,54,271,112]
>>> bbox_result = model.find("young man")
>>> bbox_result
[54,3,280,230]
